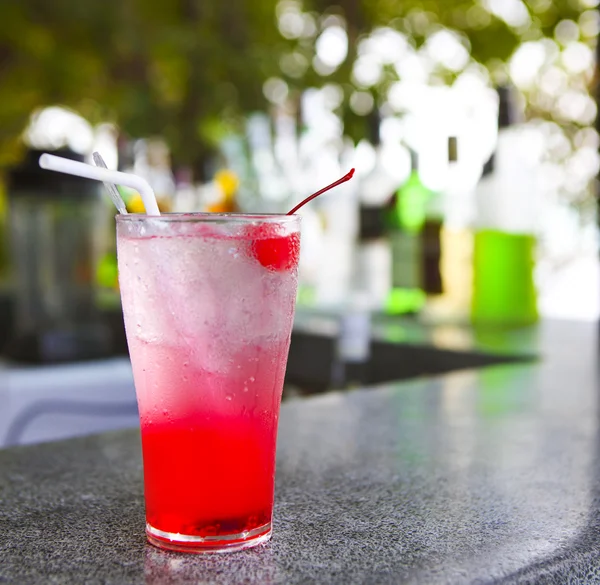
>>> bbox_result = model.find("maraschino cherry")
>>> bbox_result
[252,169,355,271]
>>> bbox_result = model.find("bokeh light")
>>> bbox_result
[483,0,531,28]
[315,25,348,69]
[280,52,309,78]
[509,42,547,88]
[579,10,600,37]
[277,1,305,39]
[554,20,580,45]
[263,77,289,105]
[561,42,593,74]
[425,29,470,72]
[25,107,94,154]
[358,28,410,64]
[352,55,384,88]
[349,91,374,116]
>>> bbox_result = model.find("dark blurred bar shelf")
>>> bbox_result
[0,306,537,448]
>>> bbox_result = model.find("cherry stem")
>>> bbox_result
[286,168,356,215]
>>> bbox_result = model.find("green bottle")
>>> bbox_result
[471,86,539,327]
[386,150,430,314]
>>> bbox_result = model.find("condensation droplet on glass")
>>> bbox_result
[243,385,248,393]
[225,394,233,401]
[249,376,255,383]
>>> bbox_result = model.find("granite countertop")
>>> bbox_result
[0,319,599,584]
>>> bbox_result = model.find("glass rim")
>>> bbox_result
[116,212,299,224]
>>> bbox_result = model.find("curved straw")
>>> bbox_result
[39,153,160,216]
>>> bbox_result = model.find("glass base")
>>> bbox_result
[146,522,272,554]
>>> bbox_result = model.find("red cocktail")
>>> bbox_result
[117,214,300,553]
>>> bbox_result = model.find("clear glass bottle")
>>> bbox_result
[355,111,397,311]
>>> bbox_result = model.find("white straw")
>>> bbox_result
[39,153,160,216]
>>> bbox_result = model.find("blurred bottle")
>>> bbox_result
[385,148,429,315]
[96,137,133,307]
[172,167,197,212]
[245,112,289,212]
[421,167,444,299]
[95,199,120,309]
[220,133,260,212]
[297,91,355,308]
[127,139,175,213]
[424,137,475,323]
[332,292,372,389]
[441,136,474,319]
[471,86,540,327]
[312,140,357,307]
[355,111,396,310]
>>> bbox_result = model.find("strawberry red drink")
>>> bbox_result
[116,214,300,553]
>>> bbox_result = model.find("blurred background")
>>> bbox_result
[0,0,598,443]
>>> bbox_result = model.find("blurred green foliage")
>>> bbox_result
[0,0,592,173]
[297,0,588,142]
[0,0,287,172]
